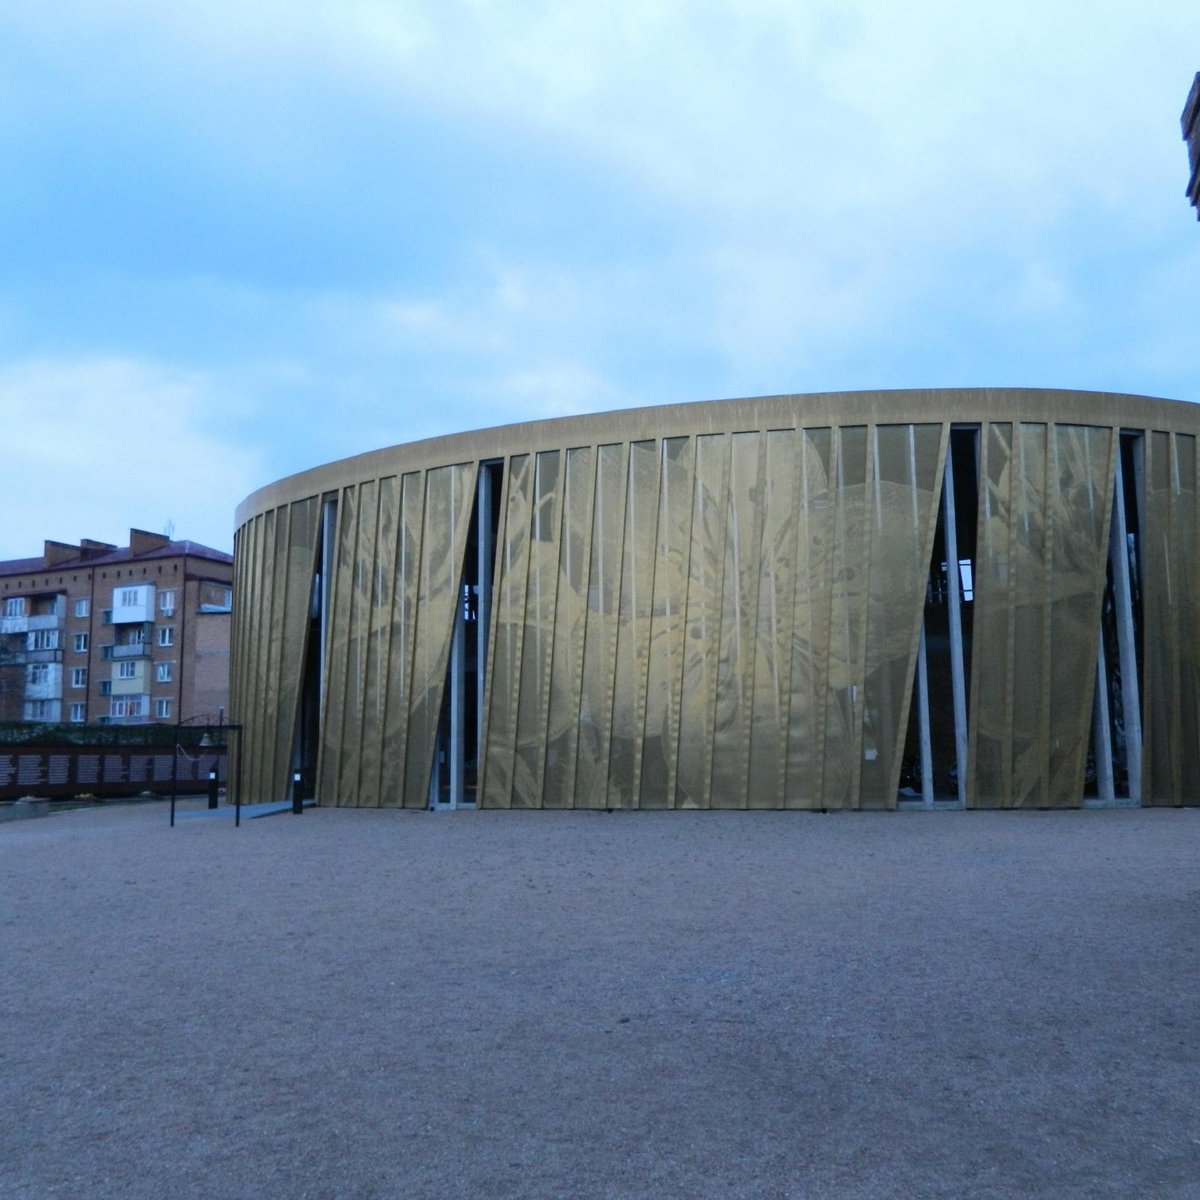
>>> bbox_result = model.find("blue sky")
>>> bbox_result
[2,1,1198,557]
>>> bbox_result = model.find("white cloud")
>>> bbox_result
[0,358,265,560]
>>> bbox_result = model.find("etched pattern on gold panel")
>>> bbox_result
[784,427,834,808]
[1046,425,1113,803]
[676,434,728,809]
[608,440,661,808]
[317,486,357,803]
[970,422,1015,805]
[482,455,533,807]
[340,479,376,804]
[1144,432,1200,804]
[381,473,424,806]
[859,424,945,808]
[513,451,564,808]
[402,463,477,808]
[747,430,800,809]
[267,497,321,804]
[574,443,628,808]
[250,508,278,802]
[710,433,766,809]
[971,423,1114,807]
[641,437,695,808]
[358,477,398,807]
[542,446,596,808]
[822,426,870,808]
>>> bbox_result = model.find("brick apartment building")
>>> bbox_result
[0,530,233,726]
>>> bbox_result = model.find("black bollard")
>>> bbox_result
[292,770,303,815]
[207,769,219,810]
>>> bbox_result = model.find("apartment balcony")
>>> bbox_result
[26,612,63,631]
[0,600,64,636]
[22,648,63,665]
[111,642,151,659]
[25,678,62,701]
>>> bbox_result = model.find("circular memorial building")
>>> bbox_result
[231,388,1200,811]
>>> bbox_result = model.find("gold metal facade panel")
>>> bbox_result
[317,485,358,804]
[574,443,628,808]
[608,440,660,808]
[859,424,945,807]
[711,432,766,809]
[1046,426,1113,803]
[747,430,800,808]
[402,462,477,808]
[482,454,533,808]
[342,479,377,804]
[268,497,320,803]
[970,424,1114,807]
[823,426,870,808]
[784,427,834,808]
[970,422,1015,803]
[1144,432,1200,804]
[542,446,596,808]
[252,508,279,800]
[675,434,728,808]
[641,437,695,808]
[513,451,563,808]
[359,477,398,807]
[382,472,424,806]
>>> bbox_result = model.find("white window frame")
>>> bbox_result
[118,588,140,607]
[69,702,86,723]
[71,667,87,688]
[155,662,173,683]
[155,698,172,719]
[27,629,59,651]
[74,632,89,652]
[74,598,90,618]
[117,661,137,680]
[159,590,176,615]
[158,626,175,647]
[28,663,49,686]
[4,597,26,617]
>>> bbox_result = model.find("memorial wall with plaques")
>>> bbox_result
[0,742,226,800]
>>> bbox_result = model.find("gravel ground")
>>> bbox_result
[1,802,1198,1200]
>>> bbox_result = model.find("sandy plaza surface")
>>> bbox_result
[2,802,1198,1199]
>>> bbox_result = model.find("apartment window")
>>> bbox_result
[158,626,175,647]
[110,697,144,718]
[69,702,86,723]
[159,590,176,615]
[71,668,87,688]
[110,698,127,718]
[26,629,59,651]
[117,661,137,679]
[118,588,140,607]
[156,662,173,683]
[102,609,113,624]
[74,632,89,652]
[101,645,114,660]
[4,597,26,617]
[28,664,49,686]
[155,698,172,719]
[24,699,55,720]
[100,681,112,696]
[74,598,90,618]
[130,627,147,644]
